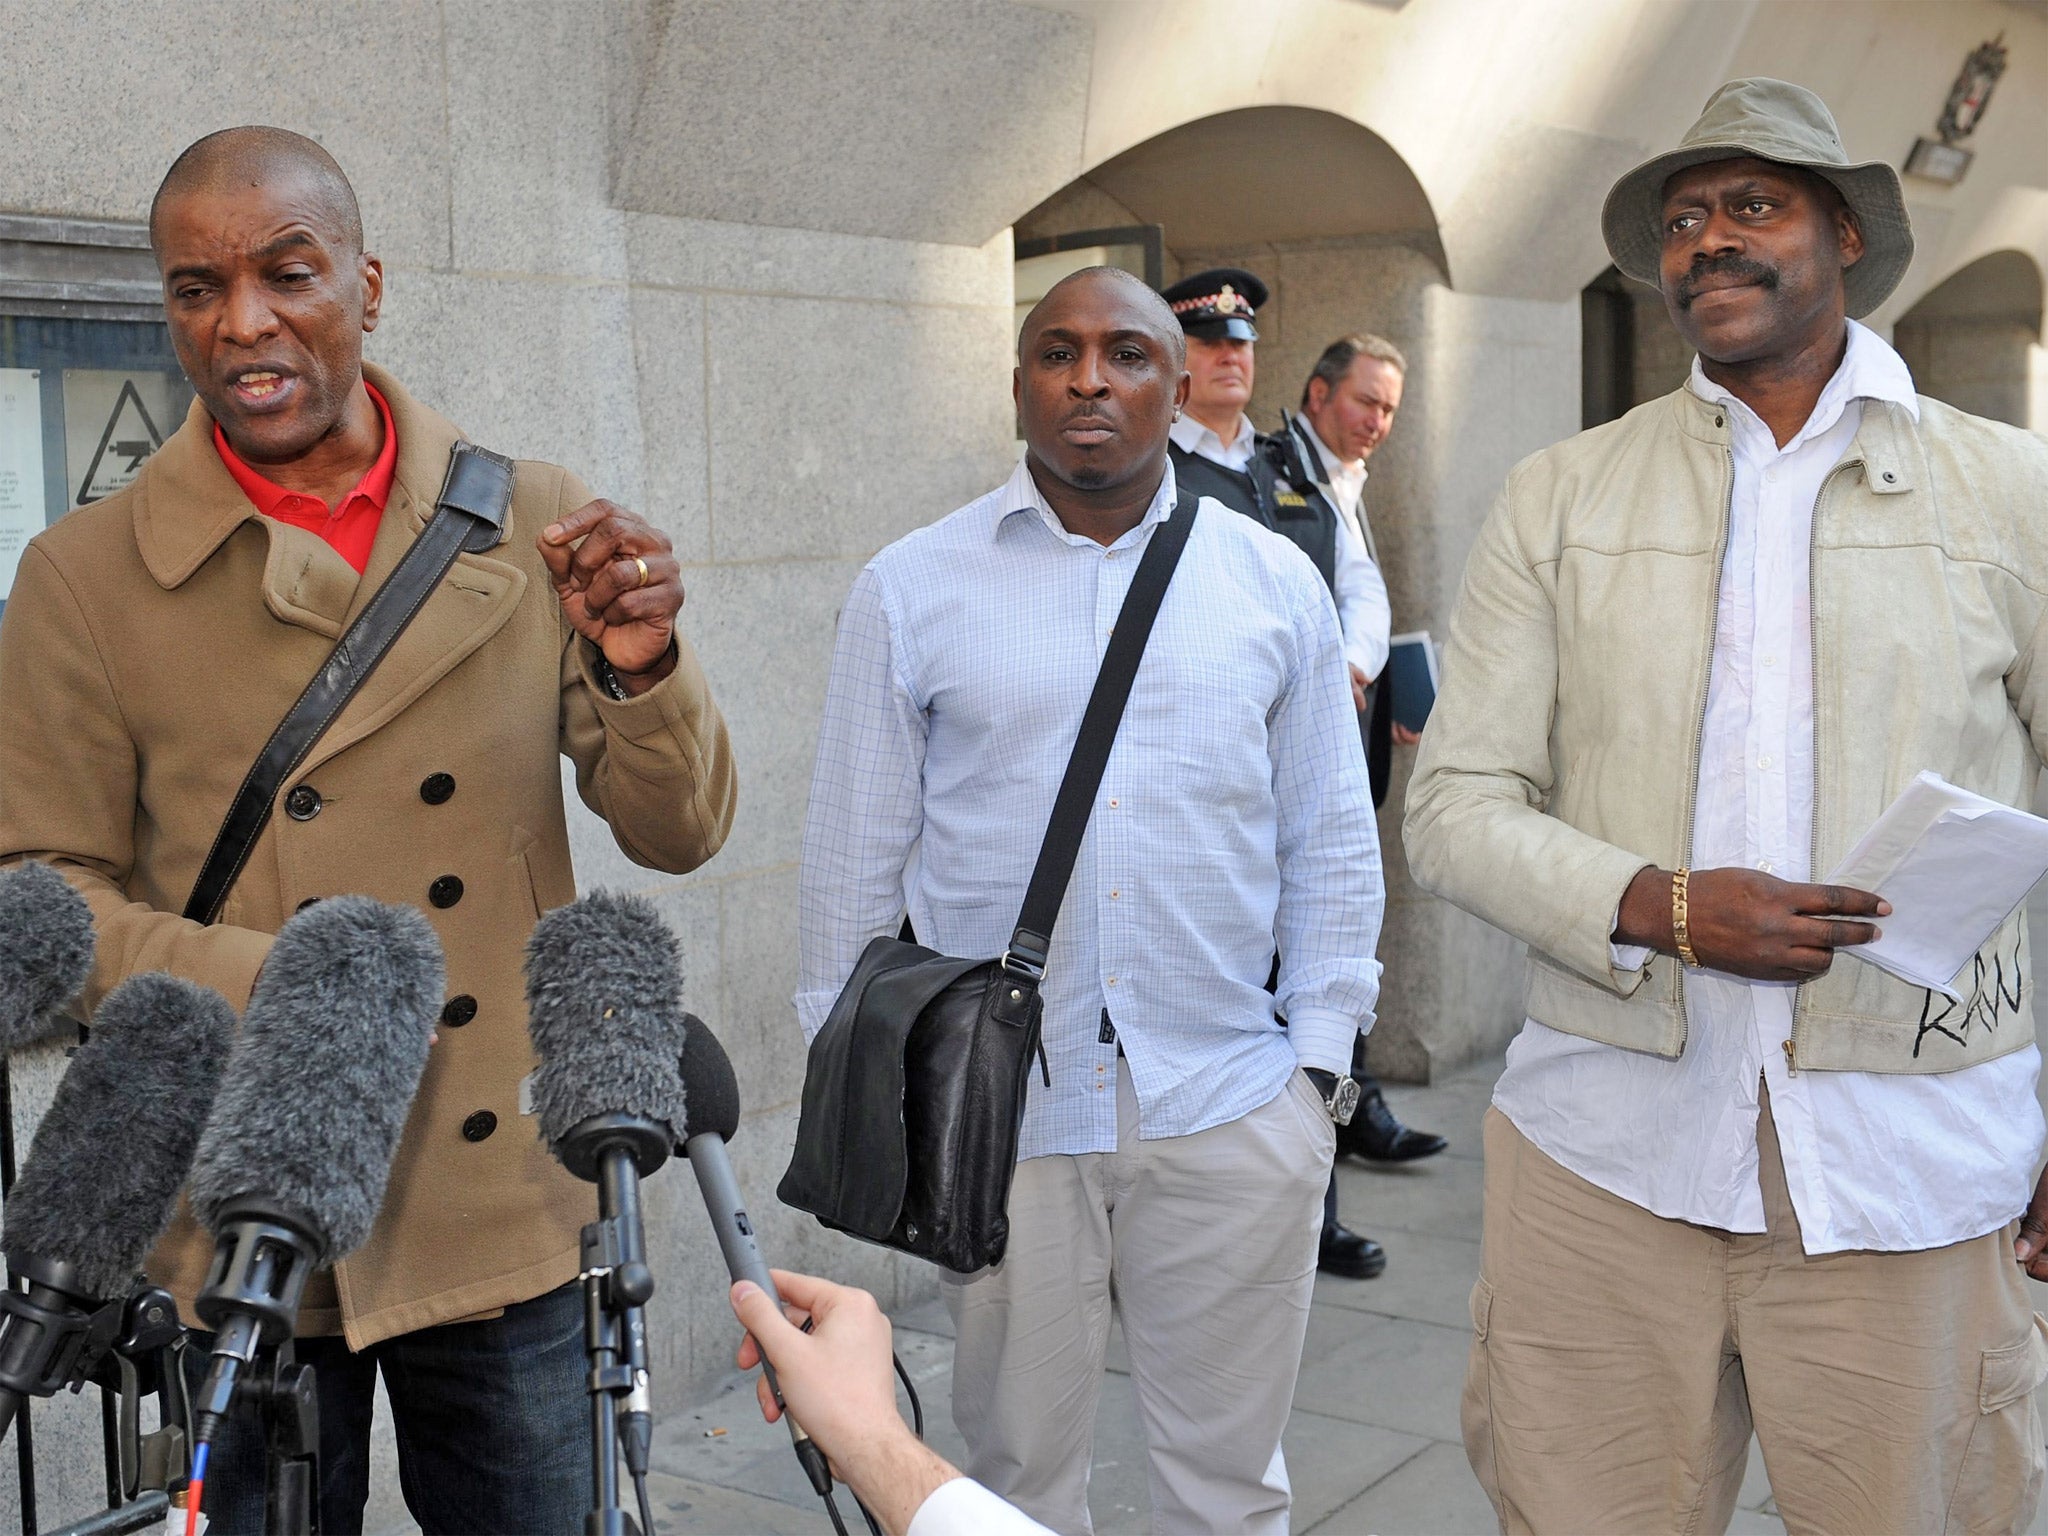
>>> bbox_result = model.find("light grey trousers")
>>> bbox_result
[943,1059,1334,1535]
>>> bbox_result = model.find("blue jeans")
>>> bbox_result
[183,1282,588,1535]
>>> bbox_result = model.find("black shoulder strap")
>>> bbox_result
[1246,441,1283,523]
[1285,411,1379,564]
[1001,482,1199,979]
[183,443,517,925]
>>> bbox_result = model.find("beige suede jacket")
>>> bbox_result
[1404,384,2047,1074]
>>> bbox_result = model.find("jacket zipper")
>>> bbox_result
[1784,457,1861,1076]
[1676,439,1736,1052]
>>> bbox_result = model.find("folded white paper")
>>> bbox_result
[1827,771,2048,999]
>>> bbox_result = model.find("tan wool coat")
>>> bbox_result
[0,363,736,1347]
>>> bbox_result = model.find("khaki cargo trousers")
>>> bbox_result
[1467,1096,2048,1535]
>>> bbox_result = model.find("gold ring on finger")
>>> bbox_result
[633,555,650,589]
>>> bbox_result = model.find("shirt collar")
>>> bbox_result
[994,453,1179,548]
[1687,318,1920,452]
[1294,414,1368,488]
[1168,411,1255,461]
[212,381,398,519]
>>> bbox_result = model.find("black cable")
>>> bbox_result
[892,1352,923,1440]
[820,1488,851,1536]
[853,1492,883,1535]
[632,1469,656,1536]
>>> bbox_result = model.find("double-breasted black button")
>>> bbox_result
[441,995,477,1028]
[420,773,456,806]
[428,875,464,909]
[461,1110,497,1143]
[285,785,322,821]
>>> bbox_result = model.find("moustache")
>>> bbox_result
[1676,254,1779,309]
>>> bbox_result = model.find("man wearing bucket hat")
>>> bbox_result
[1406,78,2048,1533]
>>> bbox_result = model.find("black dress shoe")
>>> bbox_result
[1318,1223,1387,1279]
[1336,1085,1449,1163]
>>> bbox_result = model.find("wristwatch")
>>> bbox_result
[1303,1068,1362,1127]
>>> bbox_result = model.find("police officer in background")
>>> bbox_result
[1163,269,1387,705]
[1160,269,1441,1280]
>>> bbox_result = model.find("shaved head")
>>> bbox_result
[1013,264,1188,537]
[150,126,363,256]
[1021,266,1185,371]
[151,124,383,475]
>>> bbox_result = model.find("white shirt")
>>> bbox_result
[1493,320,2044,1254]
[1169,409,1257,471]
[1173,412,1392,680]
[1295,415,1370,544]
[909,1476,1053,1535]
[796,457,1384,1158]
[1293,416,1391,680]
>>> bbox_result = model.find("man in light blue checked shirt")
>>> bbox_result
[797,267,1384,1534]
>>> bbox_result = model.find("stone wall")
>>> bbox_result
[4,0,2047,1524]
[0,1,1027,1525]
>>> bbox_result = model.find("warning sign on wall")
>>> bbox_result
[63,371,187,509]
[0,369,46,601]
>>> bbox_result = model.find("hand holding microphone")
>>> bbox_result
[525,892,850,1529]
[730,1271,961,1536]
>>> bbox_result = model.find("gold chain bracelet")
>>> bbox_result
[1672,867,1702,968]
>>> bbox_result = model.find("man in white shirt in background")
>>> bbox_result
[1406,79,2048,1534]
[1278,335,1451,1174]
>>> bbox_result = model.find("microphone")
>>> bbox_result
[0,861,96,1050]
[525,889,689,1184]
[521,894,837,1516]
[0,972,236,1437]
[672,1018,836,1496]
[186,896,442,1444]
[525,890,691,1524]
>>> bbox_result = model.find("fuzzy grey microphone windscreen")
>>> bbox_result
[0,861,95,1051]
[188,896,442,1262]
[2,973,236,1299]
[524,890,690,1152]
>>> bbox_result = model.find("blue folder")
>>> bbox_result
[1387,631,1439,734]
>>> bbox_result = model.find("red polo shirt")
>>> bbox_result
[213,384,397,575]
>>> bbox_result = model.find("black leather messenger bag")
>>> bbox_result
[183,443,516,925]
[779,487,1198,1275]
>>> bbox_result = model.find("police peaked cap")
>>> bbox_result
[1161,267,1268,341]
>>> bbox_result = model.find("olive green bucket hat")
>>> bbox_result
[1601,77,1913,318]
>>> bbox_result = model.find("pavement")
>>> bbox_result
[644,1053,1517,1535]
[370,1052,2048,1535]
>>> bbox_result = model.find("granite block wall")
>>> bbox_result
[0,2,1022,1525]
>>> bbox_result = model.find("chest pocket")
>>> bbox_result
[1128,607,1289,797]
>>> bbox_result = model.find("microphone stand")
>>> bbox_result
[560,1113,668,1536]
[194,1203,324,1536]
[3,1271,200,1536]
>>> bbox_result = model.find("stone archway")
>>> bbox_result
[1893,249,2046,430]
[1015,106,1446,426]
